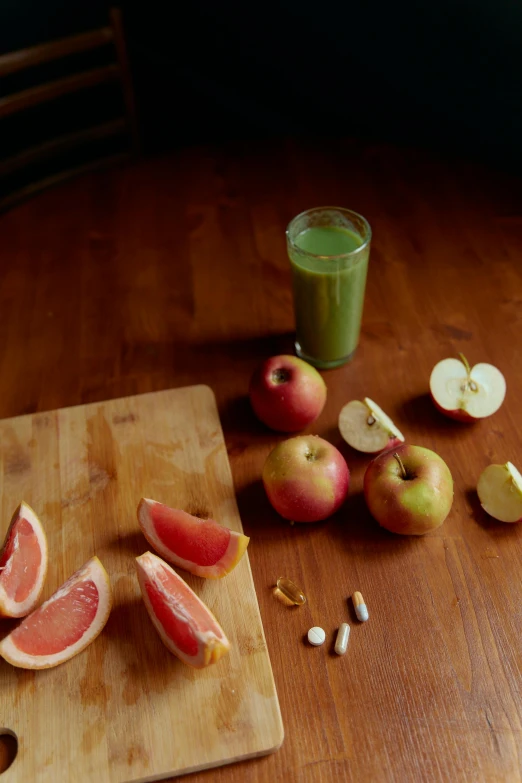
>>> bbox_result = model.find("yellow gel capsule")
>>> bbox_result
[276,577,306,606]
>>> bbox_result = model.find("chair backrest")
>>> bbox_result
[0,7,138,211]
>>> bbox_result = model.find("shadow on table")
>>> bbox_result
[325,490,414,558]
[236,475,414,560]
[235,479,290,541]
[219,395,280,455]
[122,331,296,375]
[398,392,475,434]
[465,488,519,537]
[191,331,296,362]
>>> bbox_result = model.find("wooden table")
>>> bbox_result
[1,140,521,782]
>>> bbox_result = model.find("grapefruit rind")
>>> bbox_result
[0,502,49,619]
[0,556,112,669]
[136,551,230,668]
[137,498,250,579]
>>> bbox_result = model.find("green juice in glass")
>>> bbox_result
[287,217,370,368]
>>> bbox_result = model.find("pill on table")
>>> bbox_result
[276,576,306,606]
[353,591,369,622]
[335,622,350,655]
[308,626,326,646]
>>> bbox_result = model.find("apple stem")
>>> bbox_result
[458,353,478,392]
[459,353,471,376]
[393,452,407,480]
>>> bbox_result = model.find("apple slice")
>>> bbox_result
[430,354,506,421]
[338,397,404,453]
[477,462,522,523]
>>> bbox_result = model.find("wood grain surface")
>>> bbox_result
[0,139,521,782]
[0,387,283,782]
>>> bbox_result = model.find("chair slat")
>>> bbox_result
[0,64,120,119]
[0,118,127,177]
[0,27,114,77]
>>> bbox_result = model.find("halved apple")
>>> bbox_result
[338,397,404,453]
[477,462,522,523]
[430,354,506,422]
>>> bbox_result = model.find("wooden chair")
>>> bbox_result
[0,7,138,211]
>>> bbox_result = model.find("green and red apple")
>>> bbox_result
[477,462,522,523]
[339,397,404,453]
[262,435,349,522]
[430,354,506,422]
[249,355,326,432]
[364,444,453,535]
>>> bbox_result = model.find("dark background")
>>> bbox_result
[1,0,522,171]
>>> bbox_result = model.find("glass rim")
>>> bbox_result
[286,206,372,260]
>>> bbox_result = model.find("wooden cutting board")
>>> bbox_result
[0,386,283,782]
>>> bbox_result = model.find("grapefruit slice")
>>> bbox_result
[0,556,112,669]
[137,498,249,579]
[136,551,230,668]
[0,502,48,618]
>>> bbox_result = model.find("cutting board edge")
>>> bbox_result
[126,726,285,783]
[0,385,215,426]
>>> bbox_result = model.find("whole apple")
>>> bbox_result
[364,444,453,535]
[262,435,349,522]
[249,355,327,432]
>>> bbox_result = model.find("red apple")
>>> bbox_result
[364,444,453,535]
[262,435,349,522]
[249,355,327,432]
[430,354,506,422]
[339,397,404,453]
[477,462,522,523]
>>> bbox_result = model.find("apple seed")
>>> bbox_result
[458,352,479,393]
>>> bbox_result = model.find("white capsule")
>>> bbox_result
[334,623,350,655]
[307,626,326,646]
[353,591,369,622]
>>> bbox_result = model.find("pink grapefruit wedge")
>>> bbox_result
[137,498,249,579]
[0,502,48,619]
[136,551,230,668]
[0,556,112,669]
